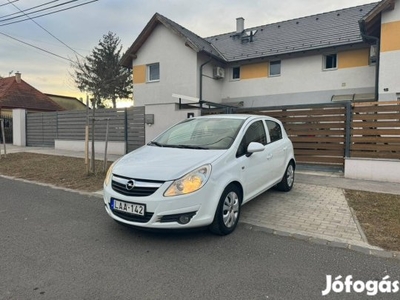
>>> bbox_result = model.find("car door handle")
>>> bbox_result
[266,154,273,160]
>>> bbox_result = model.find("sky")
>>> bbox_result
[0,0,378,106]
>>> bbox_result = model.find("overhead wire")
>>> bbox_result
[0,0,98,26]
[0,0,18,7]
[0,0,60,19]
[6,0,85,58]
[0,30,75,63]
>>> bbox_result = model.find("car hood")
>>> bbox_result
[112,145,225,181]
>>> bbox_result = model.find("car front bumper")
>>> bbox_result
[103,180,221,229]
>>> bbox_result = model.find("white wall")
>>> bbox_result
[379,0,400,101]
[133,25,198,106]
[379,51,400,100]
[345,158,400,183]
[382,0,400,23]
[12,109,26,146]
[145,103,200,143]
[222,53,375,106]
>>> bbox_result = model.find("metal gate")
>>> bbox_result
[0,114,13,143]
[26,112,57,147]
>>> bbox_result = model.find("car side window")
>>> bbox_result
[236,121,267,157]
[265,120,283,143]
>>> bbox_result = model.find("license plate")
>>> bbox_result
[111,199,145,216]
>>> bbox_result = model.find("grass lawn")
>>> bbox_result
[345,190,400,252]
[0,152,110,192]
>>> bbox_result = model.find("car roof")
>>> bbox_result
[196,114,277,121]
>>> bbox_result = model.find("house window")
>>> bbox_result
[324,54,337,70]
[269,60,281,76]
[232,66,240,80]
[147,63,160,82]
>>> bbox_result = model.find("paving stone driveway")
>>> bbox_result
[240,183,366,245]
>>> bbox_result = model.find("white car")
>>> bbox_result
[103,115,295,235]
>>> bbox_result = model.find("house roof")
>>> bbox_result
[206,2,379,62]
[121,2,381,67]
[120,13,225,67]
[359,0,395,39]
[0,76,64,111]
[45,94,86,110]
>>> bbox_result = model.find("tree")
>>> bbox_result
[72,32,132,108]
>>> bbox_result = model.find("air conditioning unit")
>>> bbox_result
[213,67,225,79]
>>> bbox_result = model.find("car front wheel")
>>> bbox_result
[209,184,241,235]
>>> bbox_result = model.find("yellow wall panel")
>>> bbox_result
[241,63,268,79]
[338,49,369,69]
[133,65,146,84]
[381,21,400,52]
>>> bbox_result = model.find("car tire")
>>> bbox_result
[209,184,242,236]
[276,162,295,192]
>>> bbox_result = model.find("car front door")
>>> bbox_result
[236,120,272,202]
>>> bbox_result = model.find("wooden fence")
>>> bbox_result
[203,101,400,167]
[351,101,400,159]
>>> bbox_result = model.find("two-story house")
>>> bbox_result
[121,0,400,140]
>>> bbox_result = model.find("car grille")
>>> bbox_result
[111,207,154,223]
[111,175,164,197]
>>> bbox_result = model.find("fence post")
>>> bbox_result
[344,102,352,158]
[124,108,128,154]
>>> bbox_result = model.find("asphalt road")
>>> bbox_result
[1,177,399,300]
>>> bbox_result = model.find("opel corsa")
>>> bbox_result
[103,115,295,235]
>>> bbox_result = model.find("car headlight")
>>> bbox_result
[164,165,211,197]
[104,159,120,186]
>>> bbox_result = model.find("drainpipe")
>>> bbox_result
[199,57,212,107]
[359,21,380,101]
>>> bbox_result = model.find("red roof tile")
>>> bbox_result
[0,76,64,111]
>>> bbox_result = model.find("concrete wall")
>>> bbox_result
[145,103,200,143]
[345,158,400,183]
[55,140,125,155]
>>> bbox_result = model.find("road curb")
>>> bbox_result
[241,222,400,260]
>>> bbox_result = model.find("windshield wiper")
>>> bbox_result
[147,141,164,147]
[171,145,209,150]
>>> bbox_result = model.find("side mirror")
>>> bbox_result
[246,142,265,157]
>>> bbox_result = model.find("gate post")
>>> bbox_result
[344,102,352,158]
[12,109,26,146]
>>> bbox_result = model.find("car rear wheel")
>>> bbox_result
[209,184,241,235]
[276,162,295,192]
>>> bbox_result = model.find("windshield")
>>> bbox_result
[150,118,245,150]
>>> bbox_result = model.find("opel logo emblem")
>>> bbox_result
[126,180,135,190]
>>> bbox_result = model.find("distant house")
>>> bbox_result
[45,94,86,110]
[0,72,64,116]
[121,0,400,107]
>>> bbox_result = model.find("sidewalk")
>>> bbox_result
[2,144,399,257]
